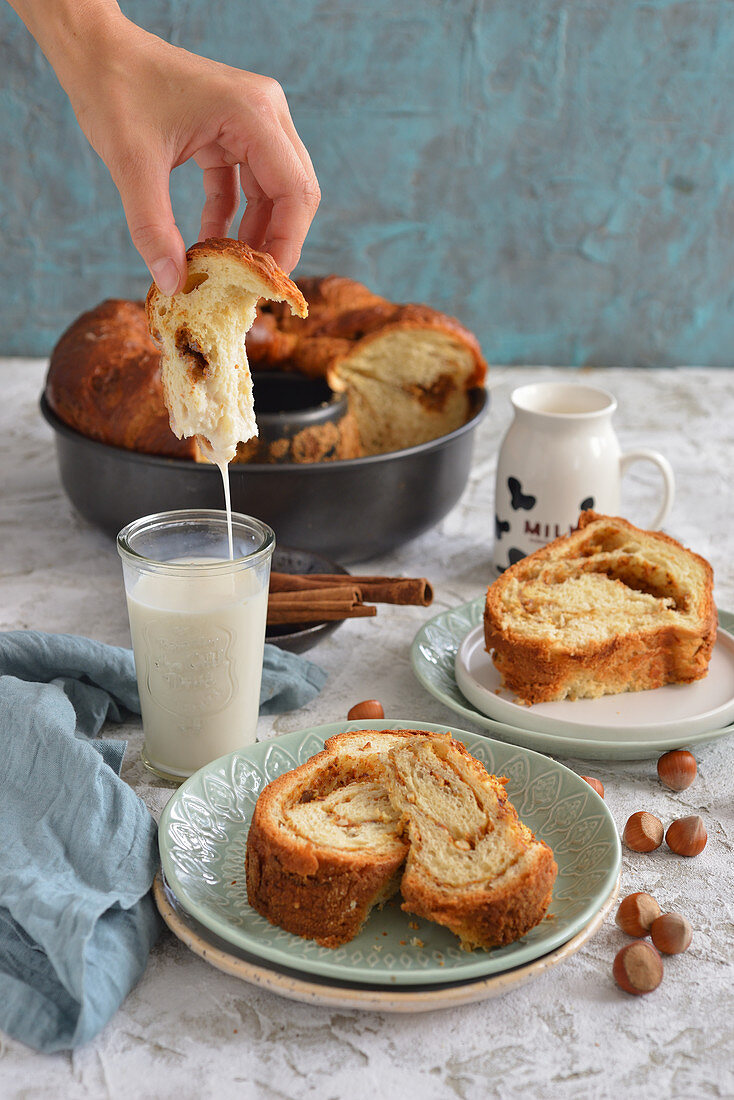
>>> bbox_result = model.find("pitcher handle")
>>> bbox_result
[620,449,675,530]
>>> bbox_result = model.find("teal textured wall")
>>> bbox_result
[2,0,734,365]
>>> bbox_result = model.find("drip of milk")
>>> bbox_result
[126,558,267,778]
[217,460,234,561]
[194,435,235,561]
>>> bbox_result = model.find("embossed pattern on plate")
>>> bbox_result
[158,721,621,987]
[412,602,734,761]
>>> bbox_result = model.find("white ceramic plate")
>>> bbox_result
[411,600,734,759]
[456,623,734,740]
[154,870,620,1013]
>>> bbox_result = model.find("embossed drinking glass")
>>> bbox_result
[117,509,275,782]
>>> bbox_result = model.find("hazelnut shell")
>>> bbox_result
[623,811,664,852]
[347,699,385,721]
[657,750,697,791]
[581,776,605,799]
[666,815,707,857]
[615,892,661,937]
[613,941,664,995]
[651,912,693,955]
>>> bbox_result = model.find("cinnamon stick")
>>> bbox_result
[269,573,433,607]
[269,599,356,616]
[267,605,377,624]
[267,581,370,626]
[268,586,362,606]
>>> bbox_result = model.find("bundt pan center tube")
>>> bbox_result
[237,372,356,463]
[40,388,487,564]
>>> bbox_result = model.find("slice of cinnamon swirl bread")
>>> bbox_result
[484,511,716,705]
[245,730,420,947]
[383,735,557,950]
[245,729,556,950]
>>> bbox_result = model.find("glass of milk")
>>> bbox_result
[117,509,274,782]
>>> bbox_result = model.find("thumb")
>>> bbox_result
[113,158,186,295]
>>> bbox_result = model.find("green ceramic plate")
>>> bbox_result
[158,720,621,987]
[412,602,734,761]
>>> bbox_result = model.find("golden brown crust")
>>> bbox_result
[294,274,388,317]
[251,275,389,351]
[145,238,308,335]
[400,849,557,950]
[248,290,487,394]
[484,511,717,705]
[245,837,403,948]
[486,625,717,707]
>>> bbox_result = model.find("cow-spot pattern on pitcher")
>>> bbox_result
[495,478,595,572]
[491,382,674,576]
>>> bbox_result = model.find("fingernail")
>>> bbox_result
[151,259,180,296]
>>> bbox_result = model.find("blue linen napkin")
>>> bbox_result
[0,630,326,1053]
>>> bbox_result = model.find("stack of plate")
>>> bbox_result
[411,603,734,762]
[156,721,621,1011]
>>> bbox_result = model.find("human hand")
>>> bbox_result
[11,2,320,292]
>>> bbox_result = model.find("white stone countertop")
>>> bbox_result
[0,361,732,1099]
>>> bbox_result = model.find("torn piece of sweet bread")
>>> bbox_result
[145,238,307,465]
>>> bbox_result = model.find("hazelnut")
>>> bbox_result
[666,815,707,857]
[347,699,385,721]
[650,912,693,955]
[613,941,664,995]
[657,749,697,791]
[623,811,664,852]
[581,776,605,799]
[615,892,661,937]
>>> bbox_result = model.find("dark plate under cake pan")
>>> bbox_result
[266,546,349,654]
[40,388,488,564]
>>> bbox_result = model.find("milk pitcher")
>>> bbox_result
[493,382,674,574]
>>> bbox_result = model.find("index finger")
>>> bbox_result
[234,125,320,274]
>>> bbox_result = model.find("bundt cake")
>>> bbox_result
[484,511,717,705]
[245,728,557,950]
[45,271,487,461]
[249,275,487,454]
[45,297,193,459]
